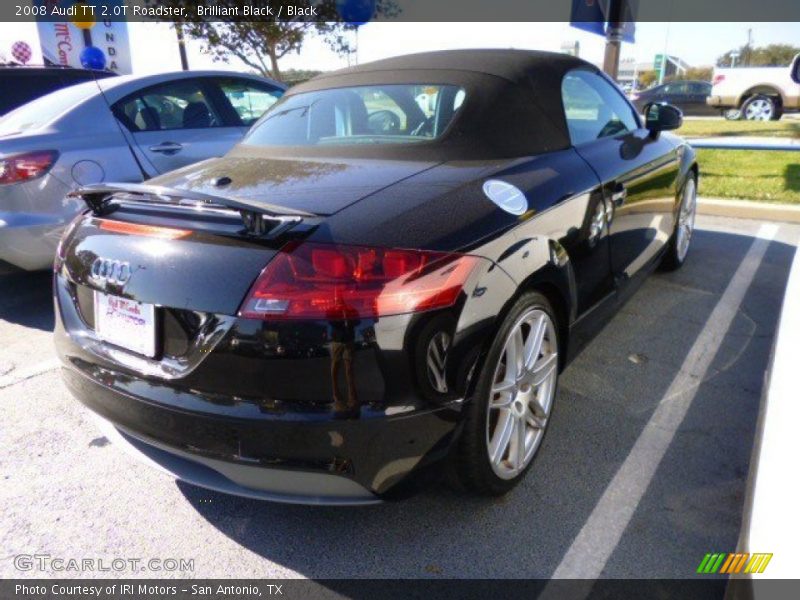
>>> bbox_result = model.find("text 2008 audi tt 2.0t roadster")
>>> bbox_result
[55,50,697,504]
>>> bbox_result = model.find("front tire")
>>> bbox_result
[723,108,742,121]
[661,173,697,271]
[457,292,560,495]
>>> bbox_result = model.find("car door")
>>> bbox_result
[686,82,713,115]
[563,69,679,287]
[214,76,284,135]
[554,78,616,316]
[663,81,691,112]
[113,78,243,176]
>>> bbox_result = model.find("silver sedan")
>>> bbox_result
[0,70,284,270]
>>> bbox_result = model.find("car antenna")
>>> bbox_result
[89,67,149,180]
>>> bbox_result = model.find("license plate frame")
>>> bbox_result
[93,291,157,358]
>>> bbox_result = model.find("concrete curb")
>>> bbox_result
[698,197,800,224]
[687,137,800,151]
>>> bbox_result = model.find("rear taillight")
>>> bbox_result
[712,74,725,86]
[0,150,58,185]
[239,242,479,320]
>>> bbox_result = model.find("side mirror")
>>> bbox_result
[791,53,800,84]
[645,103,683,136]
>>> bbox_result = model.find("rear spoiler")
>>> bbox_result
[68,183,315,237]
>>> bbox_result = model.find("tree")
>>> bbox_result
[155,1,398,82]
[281,69,325,86]
[662,66,713,83]
[637,70,657,88]
[716,43,800,67]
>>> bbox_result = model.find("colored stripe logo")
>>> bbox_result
[697,552,773,574]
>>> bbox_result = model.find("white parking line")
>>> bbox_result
[547,223,778,583]
[0,358,61,390]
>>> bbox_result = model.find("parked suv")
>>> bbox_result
[0,65,116,116]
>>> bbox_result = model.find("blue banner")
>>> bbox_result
[570,0,636,43]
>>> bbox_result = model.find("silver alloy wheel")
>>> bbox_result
[676,177,697,262]
[744,97,774,121]
[485,308,558,480]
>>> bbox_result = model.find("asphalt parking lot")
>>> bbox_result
[1,214,798,580]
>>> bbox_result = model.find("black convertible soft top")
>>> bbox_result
[299,49,587,86]
[276,49,597,160]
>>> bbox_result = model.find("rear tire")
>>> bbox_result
[741,95,777,121]
[661,173,697,271]
[456,291,560,496]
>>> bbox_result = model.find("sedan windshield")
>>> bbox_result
[243,84,466,147]
[0,81,97,136]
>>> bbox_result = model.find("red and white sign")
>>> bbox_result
[35,1,132,74]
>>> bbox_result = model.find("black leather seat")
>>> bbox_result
[183,102,211,129]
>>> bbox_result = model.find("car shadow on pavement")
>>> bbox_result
[0,270,54,331]
[174,230,795,580]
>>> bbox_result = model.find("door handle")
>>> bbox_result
[611,185,627,206]
[148,142,183,155]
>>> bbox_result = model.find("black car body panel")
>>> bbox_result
[0,66,115,116]
[54,50,698,503]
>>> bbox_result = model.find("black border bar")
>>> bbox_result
[4,579,800,600]
[7,0,800,23]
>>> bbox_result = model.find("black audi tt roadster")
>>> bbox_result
[55,50,698,504]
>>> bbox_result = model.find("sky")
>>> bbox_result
[1,21,798,75]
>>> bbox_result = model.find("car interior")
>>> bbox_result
[248,84,465,146]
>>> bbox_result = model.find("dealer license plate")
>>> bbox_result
[94,291,156,358]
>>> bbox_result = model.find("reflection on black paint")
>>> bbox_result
[329,314,361,419]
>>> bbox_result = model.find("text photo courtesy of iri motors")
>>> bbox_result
[1,1,800,598]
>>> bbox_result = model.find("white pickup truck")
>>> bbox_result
[707,61,800,120]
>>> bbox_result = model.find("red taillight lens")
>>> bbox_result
[0,150,58,185]
[712,74,725,86]
[240,242,480,320]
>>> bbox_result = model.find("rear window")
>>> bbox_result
[243,84,466,147]
[0,81,97,135]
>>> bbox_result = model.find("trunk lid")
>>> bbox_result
[147,152,440,216]
[59,199,292,317]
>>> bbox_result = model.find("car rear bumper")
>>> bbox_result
[706,94,738,108]
[0,211,66,271]
[88,406,383,505]
[54,270,473,502]
[60,356,460,503]
[0,174,75,270]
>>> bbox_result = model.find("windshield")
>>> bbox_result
[243,84,466,147]
[0,82,97,136]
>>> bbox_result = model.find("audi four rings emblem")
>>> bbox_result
[90,257,131,286]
